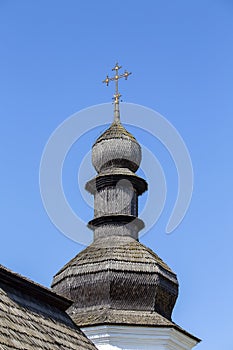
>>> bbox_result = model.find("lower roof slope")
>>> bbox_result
[0,265,97,350]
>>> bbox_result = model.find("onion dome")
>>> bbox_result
[92,62,141,174]
[92,121,142,173]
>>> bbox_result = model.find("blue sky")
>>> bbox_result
[0,1,233,349]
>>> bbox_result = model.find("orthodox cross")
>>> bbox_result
[102,63,132,122]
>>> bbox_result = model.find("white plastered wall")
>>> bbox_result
[82,325,199,350]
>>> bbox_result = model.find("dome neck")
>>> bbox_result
[114,94,120,123]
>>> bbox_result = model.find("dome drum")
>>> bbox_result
[93,184,137,218]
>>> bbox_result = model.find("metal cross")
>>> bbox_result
[102,62,132,105]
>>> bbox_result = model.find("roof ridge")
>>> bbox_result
[0,264,72,311]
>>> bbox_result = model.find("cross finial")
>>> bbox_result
[102,62,132,123]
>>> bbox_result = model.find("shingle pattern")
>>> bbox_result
[94,122,137,145]
[0,265,97,350]
[52,236,178,321]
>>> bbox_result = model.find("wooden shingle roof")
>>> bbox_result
[52,236,179,322]
[53,236,175,277]
[93,121,137,145]
[71,307,201,343]
[0,265,97,350]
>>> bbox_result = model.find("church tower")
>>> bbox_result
[51,63,200,350]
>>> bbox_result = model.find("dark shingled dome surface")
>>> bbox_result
[53,236,173,275]
[94,121,137,145]
[52,236,179,322]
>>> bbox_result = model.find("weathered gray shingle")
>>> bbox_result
[52,236,179,321]
[0,265,97,350]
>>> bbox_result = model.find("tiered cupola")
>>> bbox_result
[51,64,179,328]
